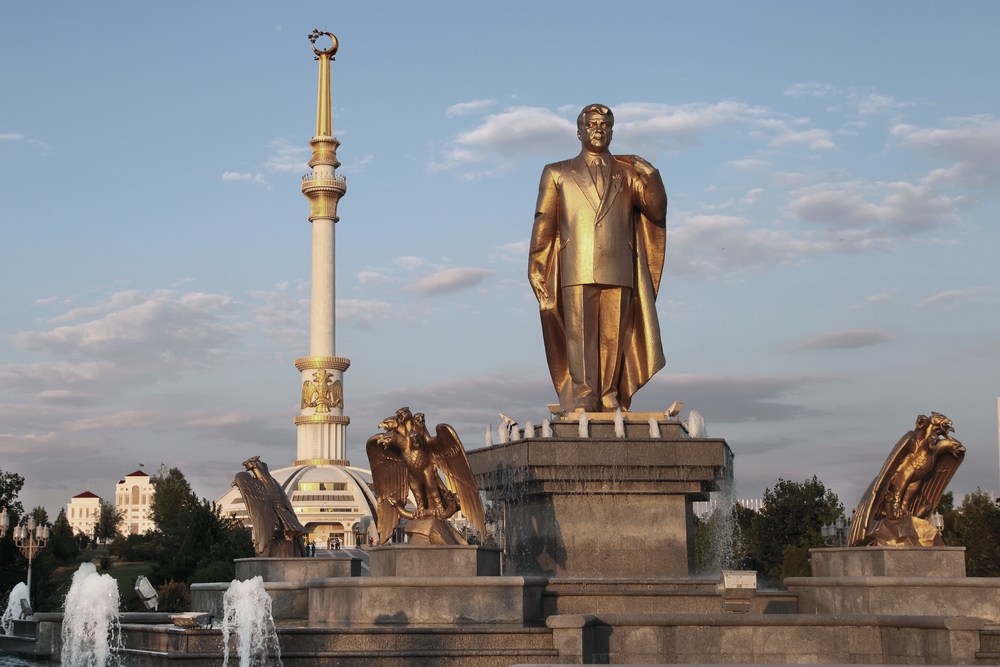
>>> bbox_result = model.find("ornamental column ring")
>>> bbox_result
[309,30,338,57]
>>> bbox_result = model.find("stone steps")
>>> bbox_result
[119,623,559,667]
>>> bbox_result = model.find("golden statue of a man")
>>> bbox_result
[529,104,668,412]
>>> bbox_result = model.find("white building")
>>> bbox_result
[116,469,156,535]
[67,491,103,537]
[216,463,377,547]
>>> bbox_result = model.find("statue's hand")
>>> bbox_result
[629,155,656,176]
[531,279,550,304]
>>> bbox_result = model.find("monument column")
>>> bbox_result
[295,30,350,466]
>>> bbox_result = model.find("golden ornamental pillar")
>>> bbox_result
[295,30,350,466]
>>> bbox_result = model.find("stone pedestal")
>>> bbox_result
[787,546,1000,624]
[307,545,544,625]
[235,554,360,581]
[466,414,731,578]
[192,555,361,620]
[810,546,966,577]
[369,544,501,577]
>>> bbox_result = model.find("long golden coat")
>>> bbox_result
[528,152,667,411]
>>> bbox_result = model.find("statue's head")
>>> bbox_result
[577,104,614,154]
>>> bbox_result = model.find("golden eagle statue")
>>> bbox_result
[365,407,486,545]
[232,456,307,557]
[847,412,965,547]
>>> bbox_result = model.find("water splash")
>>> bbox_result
[524,421,534,438]
[578,412,589,438]
[613,409,625,438]
[541,419,552,438]
[222,576,281,667]
[485,422,493,446]
[687,410,707,438]
[648,417,661,438]
[2,582,30,635]
[510,425,521,440]
[61,562,121,667]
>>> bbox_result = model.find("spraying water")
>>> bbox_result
[541,419,552,438]
[648,417,661,438]
[222,577,281,667]
[614,409,625,438]
[578,412,589,438]
[2,582,30,635]
[686,410,707,438]
[524,421,534,438]
[61,562,121,667]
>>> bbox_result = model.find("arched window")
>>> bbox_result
[132,485,140,504]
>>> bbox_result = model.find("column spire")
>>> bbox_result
[296,30,350,467]
[310,29,336,137]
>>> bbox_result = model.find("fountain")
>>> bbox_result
[1,584,30,636]
[221,576,281,667]
[60,562,121,667]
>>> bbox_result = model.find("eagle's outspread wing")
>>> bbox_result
[233,471,276,556]
[427,422,486,537]
[366,433,409,544]
[848,430,917,546]
[912,437,965,517]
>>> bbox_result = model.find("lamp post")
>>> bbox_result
[930,510,945,533]
[13,516,49,600]
[821,515,849,547]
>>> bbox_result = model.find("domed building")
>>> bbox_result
[217,462,378,548]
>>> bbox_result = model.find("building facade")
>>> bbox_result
[67,491,103,537]
[115,469,155,535]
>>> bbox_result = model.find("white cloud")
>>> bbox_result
[396,256,426,271]
[65,410,162,432]
[446,99,497,117]
[741,188,765,205]
[265,139,309,173]
[917,287,989,307]
[731,158,769,170]
[4,290,246,393]
[792,329,895,351]
[784,82,841,98]
[337,299,392,326]
[770,128,835,150]
[788,180,963,241]
[492,240,529,262]
[357,271,387,286]
[857,93,894,116]
[406,268,496,296]
[0,133,26,141]
[34,390,102,406]
[430,100,835,173]
[666,213,833,276]
[894,116,1000,188]
[222,171,252,181]
[249,284,308,342]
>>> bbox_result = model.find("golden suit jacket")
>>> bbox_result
[528,152,668,410]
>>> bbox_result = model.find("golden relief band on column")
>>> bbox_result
[309,136,341,168]
[295,356,351,371]
[301,369,344,412]
[294,414,350,426]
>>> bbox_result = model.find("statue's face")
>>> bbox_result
[578,112,613,153]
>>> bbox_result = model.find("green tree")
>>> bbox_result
[0,467,27,601]
[145,466,253,585]
[29,505,49,527]
[48,509,80,562]
[948,488,1000,577]
[94,501,123,545]
[149,464,195,535]
[746,476,843,587]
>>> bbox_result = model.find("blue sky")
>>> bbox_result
[2,2,999,516]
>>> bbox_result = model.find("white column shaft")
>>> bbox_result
[311,218,336,357]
